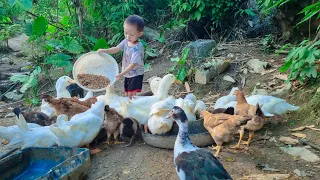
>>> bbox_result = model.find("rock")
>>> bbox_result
[167,41,183,54]
[4,91,24,101]
[1,57,9,61]
[195,59,230,84]
[223,75,235,83]
[270,83,292,97]
[238,0,279,38]
[279,136,299,145]
[242,174,291,179]
[227,53,235,60]
[143,27,160,42]
[251,83,269,95]
[280,147,320,162]
[183,39,216,63]
[8,34,29,52]
[294,169,307,177]
[247,59,271,73]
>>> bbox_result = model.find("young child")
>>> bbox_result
[97,15,144,99]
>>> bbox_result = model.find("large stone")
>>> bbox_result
[4,91,24,101]
[247,59,271,73]
[280,147,320,162]
[195,59,230,84]
[183,39,216,63]
[8,34,29,52]
[143,27,160,42]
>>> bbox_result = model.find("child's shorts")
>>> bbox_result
[124,75,144,93]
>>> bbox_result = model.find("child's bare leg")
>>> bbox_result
[128,92,137,99]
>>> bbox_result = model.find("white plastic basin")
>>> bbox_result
[72,52,119,92]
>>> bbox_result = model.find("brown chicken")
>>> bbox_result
[231,90,265,149]
[59,97,97,108]
[42,95,89,119]
[231,103,265,149]
[103,105,124,144]
[201,110,251,157]
[233,90,256,117]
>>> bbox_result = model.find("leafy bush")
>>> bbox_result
[10,66,42,105]
[168,48,194,82]
[280,40,320,83]
[169,0,242,28]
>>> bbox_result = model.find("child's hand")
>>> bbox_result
[115,74,123,81]
[97,49,105,54]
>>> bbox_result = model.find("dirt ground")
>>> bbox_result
[1,38,320,179]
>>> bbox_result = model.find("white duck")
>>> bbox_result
[79,91,94,101]
[214,87,238,109]
[50,100,105,152]
[148,96,176,135]
[218,94,299,117]
[40,76,74,117]
[194,100,207,114]
[0,123,41,143]
[5,112,57,150]
[175,97,196,121]
[97,84,130,113]
[120,74,181,132]
[97,77,161,113]
[150,77,161,95]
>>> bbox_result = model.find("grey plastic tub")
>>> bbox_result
[142,119,214,149]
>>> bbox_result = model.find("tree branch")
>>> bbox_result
[26,11,65,31]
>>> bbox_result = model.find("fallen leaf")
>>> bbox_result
[261,69,276,75]
[274,74,288,80]
[291,133,307,138]
[241,76,246,88]
[291,125,315,132]
[226,157,234,162]
[185,82,191,93]
[279,136,299,145]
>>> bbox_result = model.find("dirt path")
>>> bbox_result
[1,39,320,179]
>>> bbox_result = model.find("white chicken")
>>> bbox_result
[50,100,105,149]
[148,96,176,135]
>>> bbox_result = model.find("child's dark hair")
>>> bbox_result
[125,15,144,32]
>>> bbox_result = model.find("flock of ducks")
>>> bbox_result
[0,73,301,179]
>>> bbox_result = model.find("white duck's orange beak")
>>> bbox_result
[68,78,77,84]
[175,79,182,84]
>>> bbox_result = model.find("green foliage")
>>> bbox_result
[93,38,109,51]
[297,2,320,26]
[258,0,320,84]
[168,48,193,82]
[279,40,320,83]
[9,66,41,105]
[31,16,48,39]
[257,0,320,27]
[8,0,33,10]
[45,54,73,72]
[140,39,158,60]
[169,0,242,27]
[235,8,256,18]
